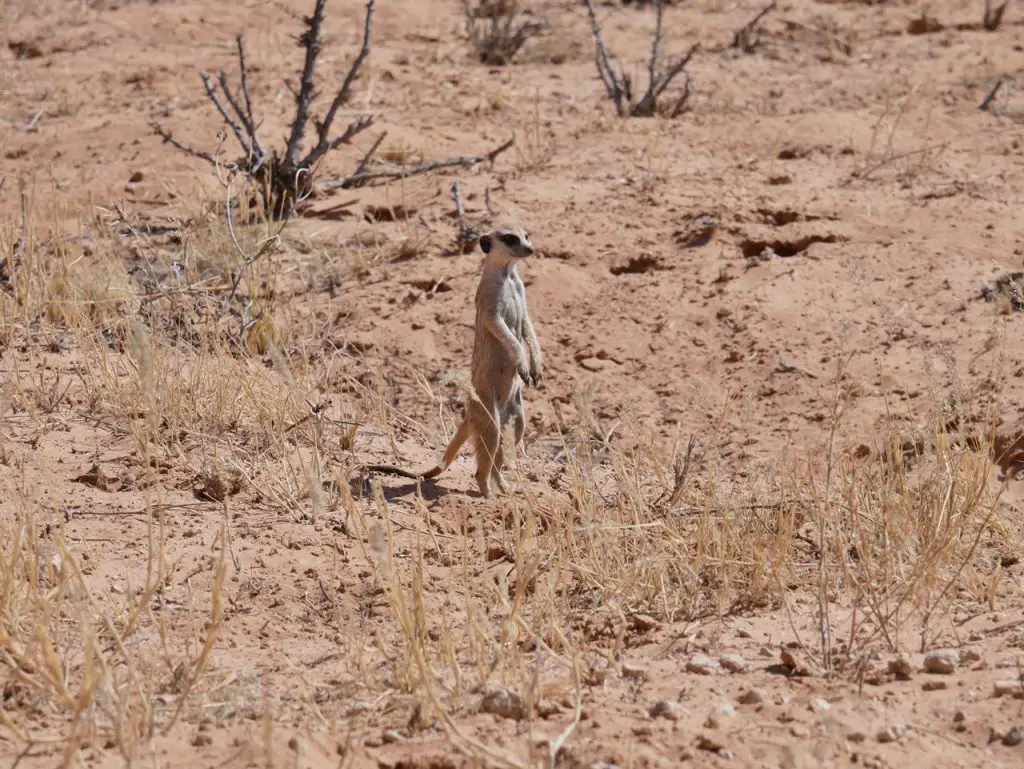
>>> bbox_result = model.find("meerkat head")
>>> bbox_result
[479,224,533,266]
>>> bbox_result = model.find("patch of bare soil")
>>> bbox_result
[2,0,1024,768]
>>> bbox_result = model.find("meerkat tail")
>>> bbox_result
[363,419,473,481]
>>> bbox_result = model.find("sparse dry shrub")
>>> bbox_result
[464,0,550,66]
[583,0,698,118]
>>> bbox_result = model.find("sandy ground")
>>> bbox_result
[3,0,1024,767]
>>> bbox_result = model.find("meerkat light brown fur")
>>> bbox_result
[365,224,543,498]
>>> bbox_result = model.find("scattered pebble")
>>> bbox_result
[809,698,831,713]
[960,646,983,664]
[790,724,811,738]
[953,710,967,732]
[739,687,767,705]
[697,734,727,753]
[876,724,905,743]
[922,680,948,691]
[191,733,212,747]
[481,688,526,720]
[780,647,813,676]
[923,649,957,675]
[631,613,659,632]
[687,653,719,676]
[537,699,561,718]
[847,730,867,744]
[381,730,404,744]
[720,653,750,674]
[621,662,647,681]
[649,699,685,721]
[1004,726,1024,747]
[705,701,737,729]
[887,655,913,679]
[994,680,1024,698]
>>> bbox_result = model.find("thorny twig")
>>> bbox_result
[980,76,1008,112]
[322,136,515,189]
[583,0,698,118]
[731,0,777,53]
[983,0,1011,30]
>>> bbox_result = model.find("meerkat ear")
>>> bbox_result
[479,235,492,254]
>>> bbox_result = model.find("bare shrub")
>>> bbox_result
[152,0,377,218]
[583,0,698,118]
[464,0,550,65]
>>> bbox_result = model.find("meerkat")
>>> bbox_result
[364,224,543,498]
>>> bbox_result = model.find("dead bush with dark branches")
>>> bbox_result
[464,0,550,65]
[153,0,515,218]
[152,0,377,218]
[583,0,698,118]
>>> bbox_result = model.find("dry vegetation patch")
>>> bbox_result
[2,0,1024,767]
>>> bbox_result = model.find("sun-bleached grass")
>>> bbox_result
[0,175,1018,768]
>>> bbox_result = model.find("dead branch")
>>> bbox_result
[732,0,777,53]
[450,182,480,253]
[464,0,550,65]
[980,76,1008,111]
[983,0,1010,30]
[322,136,515,190]
[151,0,376,218]
[583,0,698,118]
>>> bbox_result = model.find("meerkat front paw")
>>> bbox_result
[517,356,532,386]
[529,360,543,388]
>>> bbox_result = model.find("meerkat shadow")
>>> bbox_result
[344,474,452,503]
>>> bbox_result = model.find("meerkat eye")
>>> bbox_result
[499,233,521,248]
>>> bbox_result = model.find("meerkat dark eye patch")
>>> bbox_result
[479,235,492,253]
[499,233,521,248]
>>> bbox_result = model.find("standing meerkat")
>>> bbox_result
[364,224,543,498]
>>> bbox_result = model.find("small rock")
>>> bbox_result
[481,688,526,721]
[780,647,813,676]
[994,680,1024,697]
[720,653,750,674]
[705,701,737,728]
[960,646,983,664]
[129,171,144,183]
[887,656,913,679]
[1004,726,1024,747]
[687,653,719,676]
[809,698,831,713]
[381,730,404,744]
[622,662,648,680]
[739,688,767,705]
[631,613,659,632]
[876,724,905,743]
[953,710,967,732]
[790,724,811,738]
[192,733,212,747]
[287,736,301,751]
[847,730,868,744]
[649,699,684,721]
[697,734,726,753]
[923,649,957,675]
[537,699,561,718]
[922,680,948,691]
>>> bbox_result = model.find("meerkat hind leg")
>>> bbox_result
[472,403,501,499]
